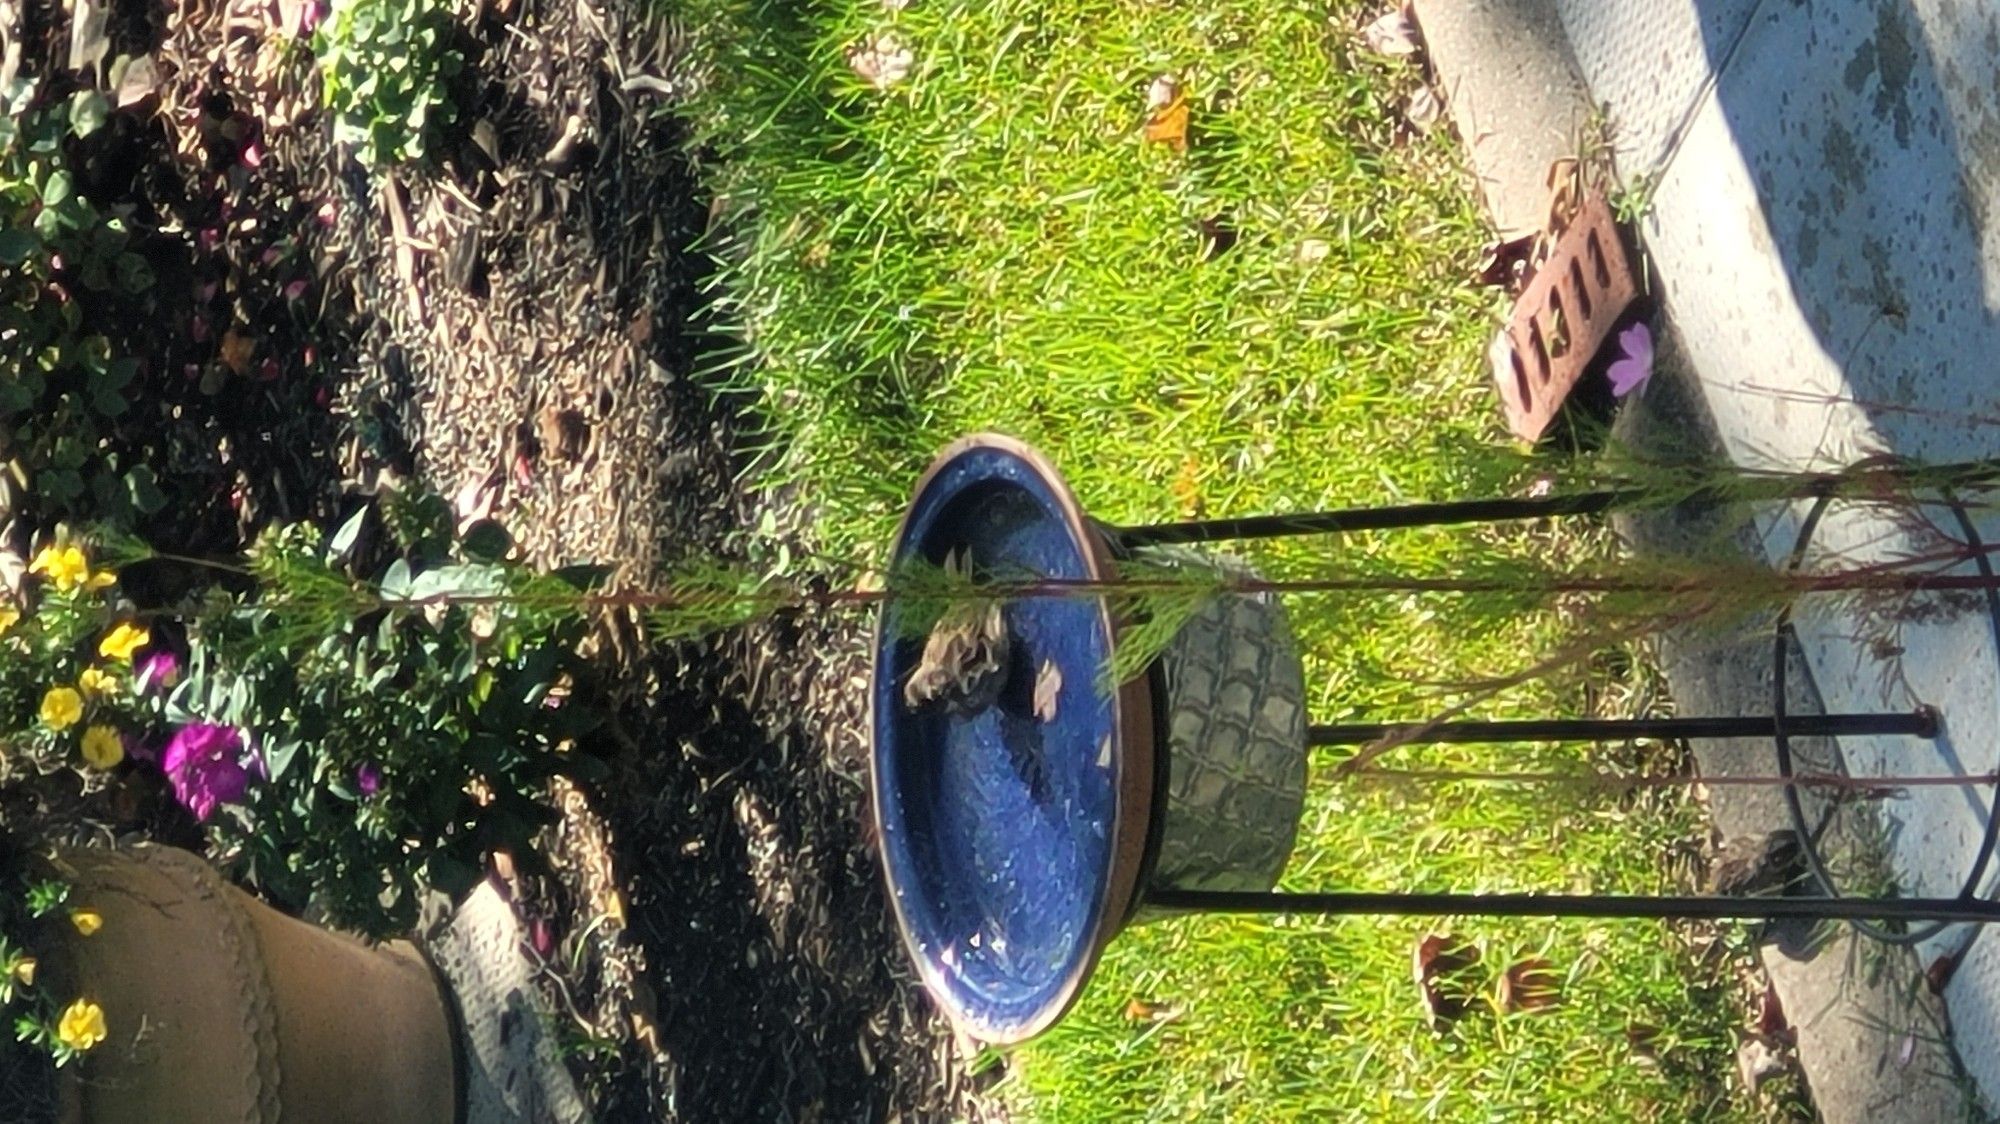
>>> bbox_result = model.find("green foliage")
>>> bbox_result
[160,495,603,938]
[0,81,161,529]
[313,0,465,168]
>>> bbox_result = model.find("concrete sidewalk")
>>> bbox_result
[1419,0,2000,1118]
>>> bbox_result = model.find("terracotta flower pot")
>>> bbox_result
[50,844,458,1124]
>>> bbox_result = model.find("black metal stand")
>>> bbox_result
[1111,474,2000,930]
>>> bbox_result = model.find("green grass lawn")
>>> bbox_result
[671,0,1758,1116]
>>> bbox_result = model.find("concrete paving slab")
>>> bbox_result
[1419,0,2000,1115]
[1552,0,2000,1108]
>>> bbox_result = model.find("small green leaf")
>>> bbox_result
[41,170,71,207]
[0,229,33,265]
[458,519,511,563]
[68,90,109,138]
[125,464,165,514]
[328,504,371,562]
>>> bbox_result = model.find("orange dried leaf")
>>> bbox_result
[1144,91,1190,151]
[219,329,254,375]
[1412,932,1481,1029]
[1124,997,1181,1023]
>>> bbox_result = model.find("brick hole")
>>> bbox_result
[1587,229,1611,289]
[1511,344,1532,409]
[1546,290,1569,358]
[1527,319,1551,378]
[1568,258,1592,320]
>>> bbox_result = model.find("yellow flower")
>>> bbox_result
[98,623,149,663]
[77,666,118,698]
[39,687,83,731]
[55,998,106,1053]
[28,546,113,593]
[80,726,123,771]
[0,604,17,635]
[10,957,35,986]
[69,909,102,937]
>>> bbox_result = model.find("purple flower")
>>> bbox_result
[355,762,382,797]
[136,651,181,693]
[1607,322,1654,399]
[160,723,251,822]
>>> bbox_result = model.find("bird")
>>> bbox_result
[1706,830,1802,897]
[902,547,1011,717]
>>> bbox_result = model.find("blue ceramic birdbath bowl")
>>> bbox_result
[871,435,1156,1044]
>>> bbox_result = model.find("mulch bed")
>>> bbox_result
[12,0,1002,1116]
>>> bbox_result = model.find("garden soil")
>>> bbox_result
[16,0,1002,1117]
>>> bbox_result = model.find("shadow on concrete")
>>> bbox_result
[1694,0,2000,465]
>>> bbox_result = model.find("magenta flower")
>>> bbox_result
[160,723,251,822]
[1607,322,1654,398]
[355,762,382,797]
[137,651,181,693]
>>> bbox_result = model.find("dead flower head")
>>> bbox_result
[847,32,914,91]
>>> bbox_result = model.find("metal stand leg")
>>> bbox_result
[1146,889,2000,924]
[1309,711,1939,745]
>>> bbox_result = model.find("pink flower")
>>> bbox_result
[160,723,251,822]
[137,651,181,692]
[241,139,265,169]
[284,279,308,301]
[315,200,338,227]
[1607,322,1654,398]
[256,357,280,382]
[355,762,382,797]
[197,227,221,253]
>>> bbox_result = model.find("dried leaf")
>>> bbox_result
[1927,949,1964,994]
[219,329,255,376]
[1413,932,1482,1029]
[1124,997,1181,1023]
[1475,233,1537,289]
[1033,659,1062,722]
[1171,455,1203,517]
[67,0,111,79]
[451,468,500,532]
[1736,1036,1786,1093]
[1497,957,1561,1014]
[848,32,913,90]
[1898,1030,1917,1068]
[1142,75,1189,151]
[109,54,160,109]
[1404,85,1441,134]
[1707,831,1799,896]
[1754,981,1790,1041]
[1362,4,1422,58]
[383,174,424,321]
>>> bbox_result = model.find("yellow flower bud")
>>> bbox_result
[11,957,35,986]
[76,667,118,698]
[70,909,102,937]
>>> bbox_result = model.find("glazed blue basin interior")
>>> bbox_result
[873,444,1120,1039]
